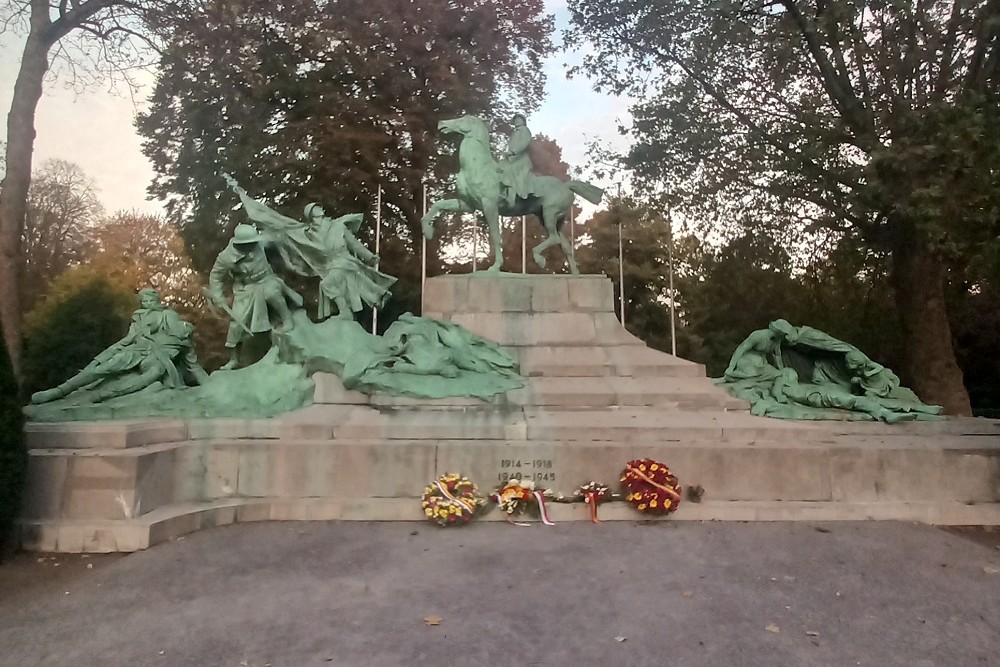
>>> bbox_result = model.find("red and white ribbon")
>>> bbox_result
[435,480,476,515]
[533,491,555,526]
[586,492,601,523]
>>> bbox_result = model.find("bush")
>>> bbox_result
[22,268,135,395]
[0,324,26,555]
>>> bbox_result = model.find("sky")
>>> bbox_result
[0,1,633,217]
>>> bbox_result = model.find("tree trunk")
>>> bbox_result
[890,223,972,416]
[0,27,51,379]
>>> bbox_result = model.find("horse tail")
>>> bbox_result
[567,180,604,205]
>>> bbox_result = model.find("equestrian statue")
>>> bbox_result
[421,114,604,273]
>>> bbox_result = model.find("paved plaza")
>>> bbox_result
[1,521,998,666]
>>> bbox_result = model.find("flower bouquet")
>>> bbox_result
[493,478,555,525]
[620,458,681,515]
[574,481,612,522]
[421,473,485,526]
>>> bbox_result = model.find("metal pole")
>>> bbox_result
[421,184,427,314]
[618,218,625,328]
[569,206,575,264]
[521,216,526,273]
[472,217,478,273]
[372,184,382,334]
[666,208,677,356]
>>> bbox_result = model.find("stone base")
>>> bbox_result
[19,275,1000,551]
[20,496,1000,554]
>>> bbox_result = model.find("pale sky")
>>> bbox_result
[0,1,632,216]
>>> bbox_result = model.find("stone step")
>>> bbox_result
[326,406,820,442]
[446,311,643,347]
[365,376,747,410]
[513,345,709,378]
[508,376,746,409]
[19,498,1000,553]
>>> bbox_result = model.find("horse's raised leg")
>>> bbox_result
[531,207,565,270]
[421,198,471,239]
[482,203,503,272]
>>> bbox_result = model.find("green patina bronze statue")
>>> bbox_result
[208,223,304,370]
[224,175,396,320]
[498,112,533,209]
[30,288,209,405]
[23,173,529,421]
[421,114,604,274]
[718,320,943,422]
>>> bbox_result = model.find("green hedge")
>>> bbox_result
[0,328,26,554]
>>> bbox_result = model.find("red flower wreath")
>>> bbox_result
[620,458,681,514]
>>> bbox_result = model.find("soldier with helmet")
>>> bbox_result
[207,223,303,370]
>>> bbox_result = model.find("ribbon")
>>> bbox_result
[586,492,601,523]
[533,491,555,526]
[435,480,476,515]
[629,468,681,502]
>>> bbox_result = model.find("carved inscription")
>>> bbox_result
[497,458,556,483]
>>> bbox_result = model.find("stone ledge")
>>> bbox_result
[25,420,188,450]
[19,498,1000,552]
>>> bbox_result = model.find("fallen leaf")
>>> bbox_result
[806,631,820,637]
[424,615,443,626]
[765,624,780,634]
[681,591,693,598]
[983,566,999,575]
[614,636,627,642]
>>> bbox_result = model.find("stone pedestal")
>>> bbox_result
[18,274,1000,552]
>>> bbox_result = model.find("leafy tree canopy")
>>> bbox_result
[566,0,1000,413]
[138,0,556,270]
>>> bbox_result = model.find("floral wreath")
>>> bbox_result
[493,478,555,525]
[620,459,681,515]
[421,473,484,526]
[574,481,612,522]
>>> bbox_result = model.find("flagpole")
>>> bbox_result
[521,216,526,273]
[618,216,625,328]
[569,206,575,265]
[666,206,677,356]
[421,184,428,315]
[372,184,381,335]
[472,217,478,273]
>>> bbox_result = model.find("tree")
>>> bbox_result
[0,321,25,555]
[81,210,229,368]
[136,0,555,273]
[22,159,103,311]
[87,211,204,308]
[567,0,1000,414]
[22,267,135,394]
[575,196,679,351]
[0,0,181,376]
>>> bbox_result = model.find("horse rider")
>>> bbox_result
[498,113,534,208]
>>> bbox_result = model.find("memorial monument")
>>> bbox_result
[16,114,1000,553]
